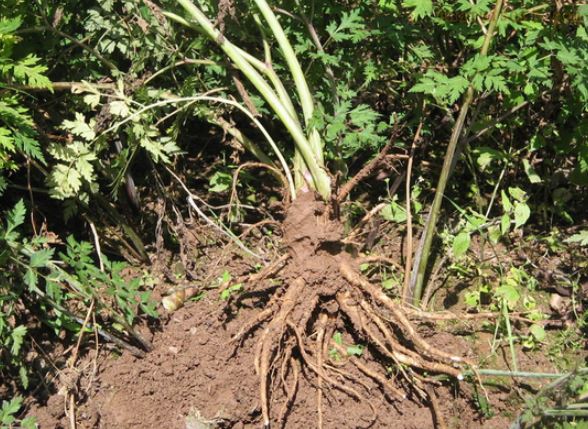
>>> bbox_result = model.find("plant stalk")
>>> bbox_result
[410,0,504,305]
[167,2,330,198]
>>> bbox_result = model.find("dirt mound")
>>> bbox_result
[31,297,503,429]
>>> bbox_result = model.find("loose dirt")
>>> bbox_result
[30,297,503,429]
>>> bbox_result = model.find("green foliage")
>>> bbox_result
[0,201,157,389]
[0,396,37,429]
[566,231,588,247]
[517,370,588,428]
[0,16,48,187]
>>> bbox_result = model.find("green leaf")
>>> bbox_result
[11,55,52,89]
[13,132,44,162]
[19,366,29,389]
[220,283,242,300]
[346,344,365,356]
[474,147,506,171]
[513,202,530,228]
[501,190,512,212]
[410,71,468,104]
[326,10,370,43]
[62,113,96,140]
[452,232,471,258]
[501,214,511,235]
[209,171,232,193]
[332,332,343,345]
[381,200,406,223]
[495,283,520,309]
[570,147,588,185]
[0,17,22,35]
[488,225,501,244]
[529,324,546,342]
[464,291,480,308]
[1,396,23,423]
[508,187,526,202]
[382,278,396,290]
[566,230,588,246]
[30,248,54,268]
[402,0,433,20]
[21,416,37,429]
[10,325,27,355]
[5,199,25,234]
[523,159,542,183]
[109,100,130,117]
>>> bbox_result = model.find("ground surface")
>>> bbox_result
[30,295,517,429]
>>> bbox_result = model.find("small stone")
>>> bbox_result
[169,346,179,354]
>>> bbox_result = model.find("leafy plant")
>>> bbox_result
[0,396,37,429]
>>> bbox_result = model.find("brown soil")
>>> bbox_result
[26,193,551,428]
[30,299,508,429]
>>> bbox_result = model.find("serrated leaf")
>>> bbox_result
[83,93,101,109]
[13,132,44,162]
[1,396,23,419]
[21,416,37,429]
[0,17,22,35]
[326,10,370,43]
[30,248,54,268]
[402,0,433,19]
[10,325,27,355]
[6,199,25,234]
[565,230,588,246]
[24,268,37,289]
[513,202,530,228]
[62,113,95,140]
[452,232,471,257]
[11,55,52,89]
[109,100,130,117]
[49,164,82,199]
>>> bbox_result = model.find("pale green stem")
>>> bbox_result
[167,3,330,198]
[252,0,324,164]
[233,43,299,125]
[502,300,519,372]
[468,369,569,379]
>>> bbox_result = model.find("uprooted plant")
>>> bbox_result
[155,0,501,426]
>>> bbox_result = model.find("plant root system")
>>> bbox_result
[232,192,470,427]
